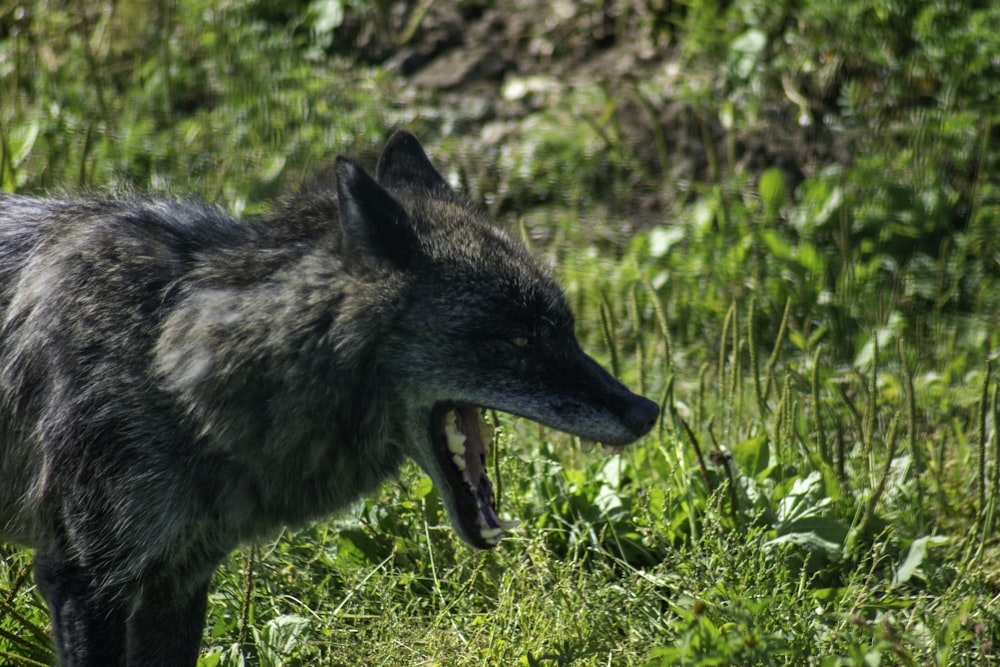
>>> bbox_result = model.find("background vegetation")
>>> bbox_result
[1,0,998,664]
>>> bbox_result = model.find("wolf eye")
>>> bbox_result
[510,336,530,348]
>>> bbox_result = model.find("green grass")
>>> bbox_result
[2,1,999,665]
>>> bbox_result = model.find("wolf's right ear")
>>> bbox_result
[376,130,450,196]
[336,157,420,267]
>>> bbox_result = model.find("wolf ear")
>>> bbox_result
[336,157,420,267]
[376,130,450,195]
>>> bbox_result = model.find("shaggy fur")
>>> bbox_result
[0,131,658,666]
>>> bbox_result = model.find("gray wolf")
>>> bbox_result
[0,130,658,666]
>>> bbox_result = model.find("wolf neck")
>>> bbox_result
[155,237,408,524]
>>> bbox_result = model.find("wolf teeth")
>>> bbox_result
[452,454,466,471]
[447,434,467,455]
[498,518,520,531]
[480,527,503,540]
[445,413,467,455]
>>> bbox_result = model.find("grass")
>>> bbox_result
[2,1,999,665]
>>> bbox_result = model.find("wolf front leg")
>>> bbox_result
[126,571,214,667]
[34,553,129,667]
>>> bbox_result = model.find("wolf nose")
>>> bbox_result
[626,396,660,437]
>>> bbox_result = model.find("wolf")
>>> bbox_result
[0,130,659,666]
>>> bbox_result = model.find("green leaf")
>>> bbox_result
[767,531,841,563]
[759,168,787,219]
[411,475,434,499]
[259,614,311,663]
[335,530,378,567]
[895,535,947,586]
[648,226,685,258]
[760,229,794,263]
[795,242,824,275]
[775,471,831,530]
[733,435,769,478]
[730,28,767,78]
[197,652,223,667]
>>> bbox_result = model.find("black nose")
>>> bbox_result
[625,395,660,437]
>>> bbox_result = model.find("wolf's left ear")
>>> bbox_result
[336,157,420,267]
[377,130,450,196]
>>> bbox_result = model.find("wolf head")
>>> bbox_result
[336,131,659,549]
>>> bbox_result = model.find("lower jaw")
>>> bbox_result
[430,403,518,548]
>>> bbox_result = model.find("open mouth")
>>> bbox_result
[430,404,519,549]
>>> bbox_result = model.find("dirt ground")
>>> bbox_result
[329,0,850,219]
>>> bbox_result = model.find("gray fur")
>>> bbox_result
[0,131,658,666]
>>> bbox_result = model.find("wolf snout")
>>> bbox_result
[568,349,660,443]
[624,394,659,438]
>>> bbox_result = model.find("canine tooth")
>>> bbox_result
[447,432,467,455]
[480,527,503,540]
[498,518,520,531]
[452,454,466,471]
[485,535,502,546]
[444,411,467,454]
[579,438,596,453]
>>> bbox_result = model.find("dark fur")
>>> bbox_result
[0,131,657,666]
